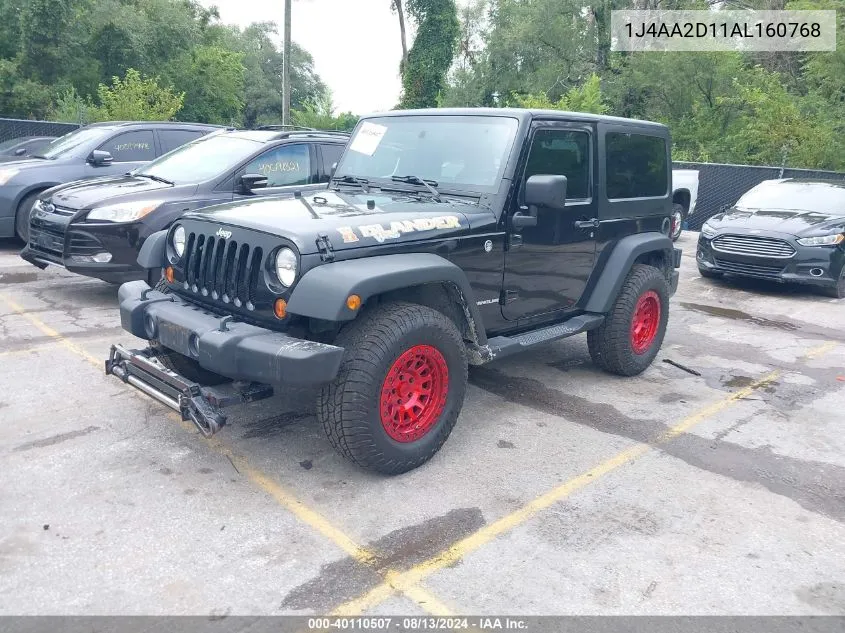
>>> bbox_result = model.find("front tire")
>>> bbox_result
[317,301,468,475]
[588,264,670,376]
[823,267,845,299]
[670,203,685,241]
[15,192,40,242]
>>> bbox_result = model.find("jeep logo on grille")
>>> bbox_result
[215,228,232,240]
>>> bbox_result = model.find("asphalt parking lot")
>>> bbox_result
[1,231,843,616]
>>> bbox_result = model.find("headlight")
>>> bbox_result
[796,234,844,247]
[87,200,164,222]
[701,222,718,238]
[275,247,297,287]
[0,168,19,185]
[172,225,186,257]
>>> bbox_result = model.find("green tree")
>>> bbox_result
[96,68,184,121]
[400,0,460,108]
[292,91,359,130]
[513,74,608,114]
[170,46,244,125]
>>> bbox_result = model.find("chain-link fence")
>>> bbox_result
[0,117,80,144]
[674,161,845,230]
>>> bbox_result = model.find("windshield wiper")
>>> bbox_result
[334,175,370,193]
[391,175,441,202]
[137,173,173,185]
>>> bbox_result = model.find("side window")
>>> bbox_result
[320,144,344,181]
[159,129,206,154]
[524,129,590,200]
[101,130,155,162]
[605,133,668,199]
[243,144,310,187]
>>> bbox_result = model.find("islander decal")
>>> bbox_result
[337,216,462,244]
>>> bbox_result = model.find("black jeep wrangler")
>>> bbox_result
[106,108,681,474]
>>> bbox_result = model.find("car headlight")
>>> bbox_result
[796,233,844,247]
[172,225,186,257]
[87,200,164,222]
[0,168,19,186]
[275,247,297,287]
[701,222,718,238]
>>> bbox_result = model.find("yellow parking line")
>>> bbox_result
[0,291,452,616]
[331,341,837,616]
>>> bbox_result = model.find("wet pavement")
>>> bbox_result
[0,232,843,616]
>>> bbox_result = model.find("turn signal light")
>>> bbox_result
[346,294,362,311]
[274,298,287,319]
[164,266,175,283]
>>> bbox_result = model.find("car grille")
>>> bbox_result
[29,225,64,258]
[714,258,785,279]
[712,234,795,258]
[180,231,264,310]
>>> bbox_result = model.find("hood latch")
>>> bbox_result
[315,233,335,262]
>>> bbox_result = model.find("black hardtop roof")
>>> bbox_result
[360,107,667,130]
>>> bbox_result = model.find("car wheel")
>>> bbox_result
[698,266,722,279]
[14,192,41,243]
[588,264,670,376]
[670,203,685,242]
[317,301,468,475]
[823,267,845,299]
[148,279,230,385]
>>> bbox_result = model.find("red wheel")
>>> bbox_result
[380,345,449,442]
[630,290,661,355]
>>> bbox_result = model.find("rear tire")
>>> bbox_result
[588,264,670,376]
[317,301,468,475]
[14,192,40,243]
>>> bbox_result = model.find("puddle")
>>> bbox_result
[723,375,755,388]
[680,302,798,331]
[0,272,38,284]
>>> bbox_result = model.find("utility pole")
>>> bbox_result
[282,0,292,125]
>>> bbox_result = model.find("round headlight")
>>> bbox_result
[172,225,186,257]
[275,248,297,287]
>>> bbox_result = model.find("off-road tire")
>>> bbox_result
[823,267,845,299]
[670,203,685,242]
[588,264,670,376]
[698,266,721,279]
[318,301,468,475]
[149,278,229,385]
[15,192,41,242]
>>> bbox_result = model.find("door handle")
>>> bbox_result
[574,218,600,229]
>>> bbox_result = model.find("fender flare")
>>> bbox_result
[286,253,487,344]
[137,229,167,270]
[584,233,674,314]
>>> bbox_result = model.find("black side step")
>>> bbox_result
[486,313,605,360]
[105,344,273,437]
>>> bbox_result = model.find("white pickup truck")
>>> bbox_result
[671,169,700,241]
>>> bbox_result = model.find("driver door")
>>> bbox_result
[502,123,597,321]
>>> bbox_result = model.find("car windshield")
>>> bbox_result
[135,134,270,185]
[736,181,845,216]
[37,127,112,159]
[335,115,520,193]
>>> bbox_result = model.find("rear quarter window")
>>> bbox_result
[605,132,668,199]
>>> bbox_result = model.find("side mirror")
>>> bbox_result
[88,150,114,166]
[525,174,567,210]
[14,148,26,156]
[238,173,269,194]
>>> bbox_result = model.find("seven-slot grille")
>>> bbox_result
[180,231,264,310]
[712,234,796,258]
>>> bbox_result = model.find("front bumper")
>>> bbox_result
[22,208,148,283]
[117,280,345,385]
[697,234,844,287]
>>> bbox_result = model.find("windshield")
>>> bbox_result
[336,115,520,193]
[37,127,112,159]
[736,181,845,216]
[136,135,266,185]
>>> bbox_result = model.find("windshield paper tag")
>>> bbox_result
[349,122,387,156]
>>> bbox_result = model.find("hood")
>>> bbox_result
[48,175,174,210]
[709,207,845,237]
[186,189,478,255]
[0,157,53,171]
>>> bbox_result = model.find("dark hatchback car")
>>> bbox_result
[21,128,349,283]
[0,136,55,161]
[0,121,220,240]
[697,179,845,298]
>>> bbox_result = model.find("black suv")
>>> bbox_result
[20,128,349,284]
[0,121,220,241]
[106,108,681,474]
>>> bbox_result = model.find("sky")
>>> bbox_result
[200,0,419,115]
